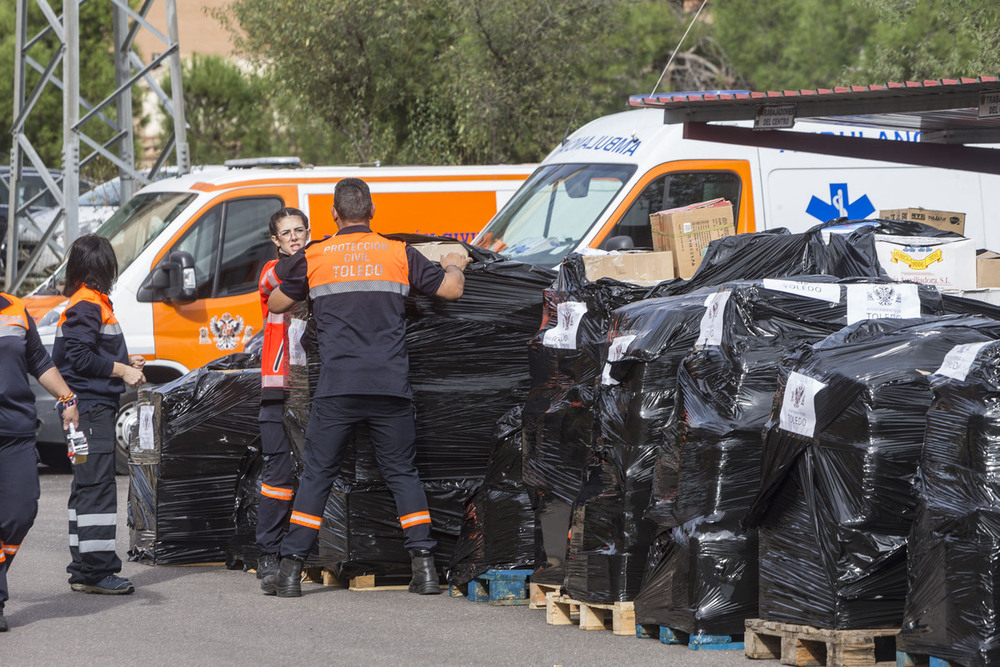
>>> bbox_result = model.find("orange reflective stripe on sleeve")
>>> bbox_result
[399,511,431,529]
[261,483,294,501]
[290,510,322,530]
[2,543,20,554]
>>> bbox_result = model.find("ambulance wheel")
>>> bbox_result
[114,401,137,475]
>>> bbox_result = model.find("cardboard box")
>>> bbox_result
[977,250,1000,288]
[412,240,470,264]
[874,234,977,290]
[582,251,674,285]
[650,198,734,280]
[879,207,966,235]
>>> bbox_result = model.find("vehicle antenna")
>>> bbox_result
[649,0,710,97]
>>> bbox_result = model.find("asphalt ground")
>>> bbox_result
[2,467,768,667]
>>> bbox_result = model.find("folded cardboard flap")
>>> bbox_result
[582,251,674,284]
[879,207,966,235]
[412,241,470,264]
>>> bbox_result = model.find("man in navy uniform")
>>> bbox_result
[262,177,470,597]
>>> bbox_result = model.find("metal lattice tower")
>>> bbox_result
[5,0,189,292]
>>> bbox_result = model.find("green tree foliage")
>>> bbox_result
[161,54,337,165]
[712,0,878,89]
[215,0,713,165]
[848,0,1000,82]
[1,2,121,181]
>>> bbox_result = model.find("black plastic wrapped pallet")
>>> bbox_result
[521,253,673,580]
[448,406,540,585]
[562,292,709,603]
[634,279,945,636]
[678,217,956,295]
[127,368,262,565]
[897,341,1000,667]
[634,518,759,635]
[745,316,1000,631]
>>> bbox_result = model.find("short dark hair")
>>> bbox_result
[333,178,373,223]
[64,234,118,296]
[268,206,309,237]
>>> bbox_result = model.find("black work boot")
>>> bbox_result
[408,549,441,595]
[261,557,302,597]
[256,553,279,580]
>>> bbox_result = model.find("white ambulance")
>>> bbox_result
[26,161,535,467]
[474,107,1000,265]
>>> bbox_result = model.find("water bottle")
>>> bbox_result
[67,424,89,465]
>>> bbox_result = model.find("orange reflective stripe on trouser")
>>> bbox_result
[289,510,322,530]
[261,483,293,501]
[399,511,431,529]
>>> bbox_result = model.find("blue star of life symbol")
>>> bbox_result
[805,183,875,222]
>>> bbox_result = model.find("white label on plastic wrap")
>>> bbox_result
[763,279,842,304]
[845,283,921,324]
[779,372,827,437]
[696,290,731,347]
[542,301,588,350]
[138,404,155,451]
[287,318,307,366]
[933,341,992,381]
[601,334,637,385]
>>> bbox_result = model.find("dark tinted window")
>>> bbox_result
[605,171,742,249]
[216,197,282,297]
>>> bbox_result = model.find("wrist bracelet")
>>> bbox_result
[57,393,76,403]
[55,394,77,411]
[444,263,462,272]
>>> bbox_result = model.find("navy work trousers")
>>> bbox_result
[67,401,122,585]
[256,401,294,554]
[279,395,435,558]
[0,436,40,610]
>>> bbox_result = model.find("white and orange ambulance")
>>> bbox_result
[26,161,534,464]
[475,107,1000,265]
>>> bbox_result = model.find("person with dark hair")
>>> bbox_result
[53,234,145,595]
[261,177,470,597]
[254,206,311,580]
[0,291,79,631]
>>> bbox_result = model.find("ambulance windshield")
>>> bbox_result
[30,192,196,296]
[474,163,635,266]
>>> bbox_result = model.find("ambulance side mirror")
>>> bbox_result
[150,251,198,303]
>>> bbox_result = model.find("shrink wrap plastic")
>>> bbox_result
[898,341,1000,667]
[746,316,1000,630]
[562,292,709,603]
[634,279,944,636]
[448,407,540,585]
[128,368,262,565]
[522,254,674,579]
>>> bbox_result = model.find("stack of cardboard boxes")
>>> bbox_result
[648,198,734,280]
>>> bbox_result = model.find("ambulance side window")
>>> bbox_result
[172,205,221,299]
[216,197,283,297]
[605,171,742,249]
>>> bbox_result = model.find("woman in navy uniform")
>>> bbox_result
[254,207,310,579]
[53,234,145,595]
[0,290,79,631]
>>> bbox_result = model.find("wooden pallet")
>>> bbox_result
[636,623,744,650]
[896,650,964,667]
[529,582,561,610]
[745,619,898,667]
[301,567,444,592]
[449,569,533,605]
[545,592,636,636]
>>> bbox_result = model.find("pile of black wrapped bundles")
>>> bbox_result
[126,220,1000,659]
[898,340,1000,667]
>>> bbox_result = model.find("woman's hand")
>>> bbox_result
[129,354,146,370]
[113,361,146,388]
